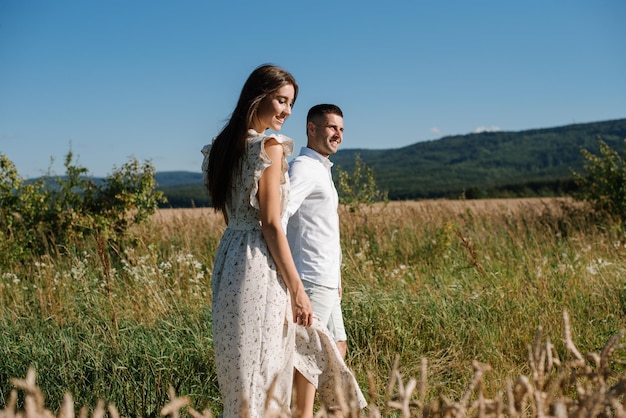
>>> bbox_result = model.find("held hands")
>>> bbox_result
[292,287,313,327]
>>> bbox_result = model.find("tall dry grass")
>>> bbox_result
[3,310,626,417]
[337,198,624,398]
[1,198,625,416]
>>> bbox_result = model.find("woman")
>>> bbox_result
[202,64,313,417]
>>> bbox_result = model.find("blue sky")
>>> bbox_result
[1,1,625,178]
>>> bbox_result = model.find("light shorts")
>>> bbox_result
[302,279,347,342]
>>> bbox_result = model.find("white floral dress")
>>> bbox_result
[202,131,296,417]
[295,320,368,411]
[202,131,367,417]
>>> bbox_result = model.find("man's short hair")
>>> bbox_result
[307,104,343,123]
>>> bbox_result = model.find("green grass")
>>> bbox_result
[1,199,625,416]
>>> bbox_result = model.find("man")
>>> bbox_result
[283,104,347,417]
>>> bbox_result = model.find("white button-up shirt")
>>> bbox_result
[283,147,341,289]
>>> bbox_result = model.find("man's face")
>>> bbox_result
[307,113,344,158]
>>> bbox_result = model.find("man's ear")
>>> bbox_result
[306,121,316,136]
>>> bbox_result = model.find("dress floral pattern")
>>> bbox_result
[202,131,295,418]
[202,130,367,417]
[295,319,368,411]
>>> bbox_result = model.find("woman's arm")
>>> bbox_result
[258,138,313,326]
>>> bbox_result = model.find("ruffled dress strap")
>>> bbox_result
[248,130,294,210]
[200,142,213,190]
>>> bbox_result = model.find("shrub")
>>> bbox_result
[336,154,387,212]
[574,138,626,223]
[0,150,166,265]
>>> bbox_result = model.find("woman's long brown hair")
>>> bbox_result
[206,64,298,220]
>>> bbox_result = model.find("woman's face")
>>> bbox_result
[251,84,295,133]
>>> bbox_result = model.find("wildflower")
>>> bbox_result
[159,261,173,270]
[2,272,19,283]
[586,258,612,275]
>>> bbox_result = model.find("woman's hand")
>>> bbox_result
[291,286,313,327]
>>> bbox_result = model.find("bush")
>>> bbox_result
[0,151,166,265]
[573,138,626,223]
[336,154,387,212]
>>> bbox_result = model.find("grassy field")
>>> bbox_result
[1,198,626,417]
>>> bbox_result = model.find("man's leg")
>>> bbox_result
[336,340,347,359]
[304,281,346,352]
[327,292,348,358]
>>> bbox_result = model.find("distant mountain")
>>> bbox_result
[155,171,203,186]
[155,171,207,207]
[330,118,626,199]
[155,118,626,206]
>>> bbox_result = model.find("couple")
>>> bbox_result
[201,64,366,418]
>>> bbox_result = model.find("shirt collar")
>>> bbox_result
[300,147,333,169]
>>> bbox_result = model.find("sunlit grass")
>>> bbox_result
[1,198,626,416]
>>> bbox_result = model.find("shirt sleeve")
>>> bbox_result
[282,158,316,231]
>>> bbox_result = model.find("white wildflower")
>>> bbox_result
[2,272,19,283]
[586,258,612,275]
